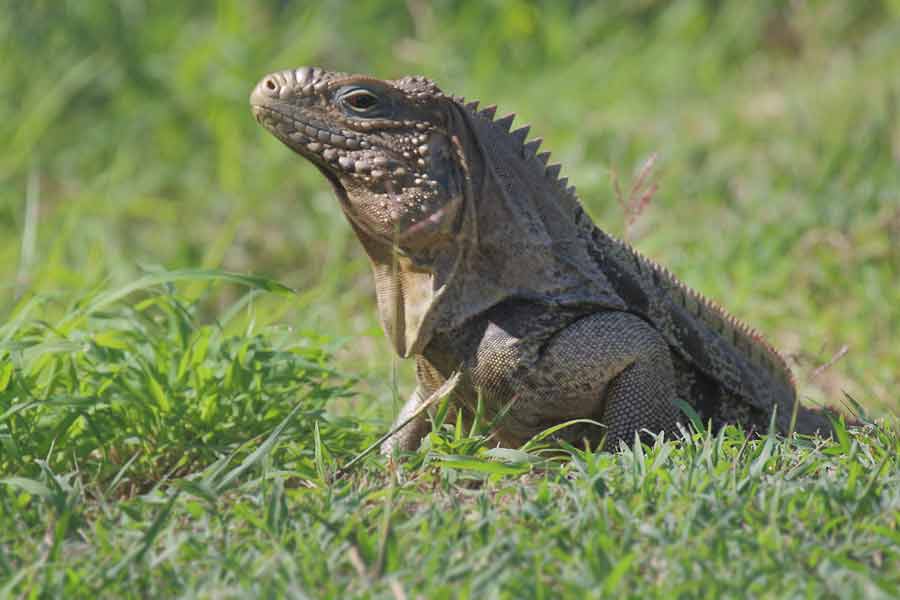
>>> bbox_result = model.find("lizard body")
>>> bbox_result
[250,67,835,452]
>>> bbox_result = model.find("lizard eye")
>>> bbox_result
[340,89,380,114]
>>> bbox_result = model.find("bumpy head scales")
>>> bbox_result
[250,67,469,249]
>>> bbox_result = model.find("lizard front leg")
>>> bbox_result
[380,386,430,456]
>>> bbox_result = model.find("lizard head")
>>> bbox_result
[250,67,467,253]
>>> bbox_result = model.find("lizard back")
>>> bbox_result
[455,99,808,432]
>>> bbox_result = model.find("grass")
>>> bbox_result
[1,279,898,597]
[1,1,899,597]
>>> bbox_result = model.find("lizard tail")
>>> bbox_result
[792,405,859,438]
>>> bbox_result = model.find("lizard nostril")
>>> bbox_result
[251,74,284,105]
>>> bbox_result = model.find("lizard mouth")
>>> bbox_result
[251,104,352,201]
[251,105,357,163]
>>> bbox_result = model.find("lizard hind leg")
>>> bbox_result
[517,311,682,451]
[594,316,682,450]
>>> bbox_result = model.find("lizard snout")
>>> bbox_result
[250,67,321,106]
[250,71,288,105]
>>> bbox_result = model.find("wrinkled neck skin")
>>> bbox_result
[343,102,625,358]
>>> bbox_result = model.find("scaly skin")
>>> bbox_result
[250,66,836,453]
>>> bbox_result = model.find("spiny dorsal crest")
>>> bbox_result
[494,113,515,132]
[510,125,530,146]
[457,98,576,197]
[479,105,497,120]
[523,138,542,157]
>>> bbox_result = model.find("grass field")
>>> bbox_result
[2,1,899,597]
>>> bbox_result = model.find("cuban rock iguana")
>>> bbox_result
[250,66,836,453]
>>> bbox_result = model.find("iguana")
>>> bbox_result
[250,66,837,453]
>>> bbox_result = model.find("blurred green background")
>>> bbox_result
[2,0,898,416]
